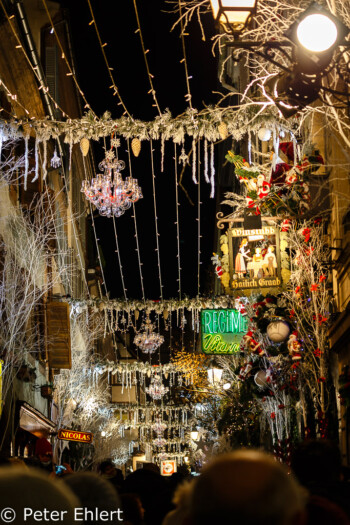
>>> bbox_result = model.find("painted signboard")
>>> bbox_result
[201,309,248,355]
[57,429,93,444]
[160,460,177,476]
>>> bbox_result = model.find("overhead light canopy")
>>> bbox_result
[209,0,257,32]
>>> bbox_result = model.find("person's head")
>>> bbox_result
[34,437,53,467]
[188,450,306,525]
[120,493,144,524]
[291,439,342,487]
[63,472,121,524]
[0,466,79,524]
[99,459,117,477]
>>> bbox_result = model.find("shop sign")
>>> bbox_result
[230,225,281,290]
[57,429,93,443]
[201,309,248,355]
[161,460,177,476]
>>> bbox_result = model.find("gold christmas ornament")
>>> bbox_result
[163,309,169,320]
[134,310,139,320]
[218,122,228,140]
[131,138,141,157]
[80,137,90,156]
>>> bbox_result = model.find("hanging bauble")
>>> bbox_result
[131,138,141,157]
[80,137,90,156]
[258,128,272,142]
[254,370,267,387]
[218,122,228,140]
[266,320,290,343]
[134,310,139,321]
[163,309,169,320]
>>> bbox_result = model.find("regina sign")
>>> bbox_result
[57,429,93,444]
[201,309,248,355]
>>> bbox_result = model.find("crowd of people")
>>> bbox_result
[0,439,349,524]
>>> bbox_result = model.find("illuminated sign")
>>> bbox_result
[161,460,177,476]
[231,226,276,237]
[57,429,93,444]
[201,309,248,355]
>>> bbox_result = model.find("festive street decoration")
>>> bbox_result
[134,315,164,354]
[81,141,142,218]
[266,320,290,343]
[131,137,141,157]
[145,375,169,400]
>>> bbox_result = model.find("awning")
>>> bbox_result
[19,402,56,438]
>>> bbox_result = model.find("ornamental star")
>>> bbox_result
[111,138,121,148]
[105,149,115,161]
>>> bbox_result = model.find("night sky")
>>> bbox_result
[65,1,220,300]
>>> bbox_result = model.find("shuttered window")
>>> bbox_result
[46,302,71,369]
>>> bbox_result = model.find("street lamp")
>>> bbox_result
[215,2,350,116]
[207,367,223,386]
[209,0,258,33]
[285,3,348,55]
[190,431,199,441]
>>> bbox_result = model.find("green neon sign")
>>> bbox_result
[201,309,248,355]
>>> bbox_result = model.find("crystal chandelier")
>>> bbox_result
[152,419,167,434]
[145,375,169,400]
[81,142,142,218]
[153,437,167,447]
[134,316,164,354]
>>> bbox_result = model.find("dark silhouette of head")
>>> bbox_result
[188,450,306,525]
[291,439,342,487]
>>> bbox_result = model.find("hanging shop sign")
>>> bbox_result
[160,460,177,476]
[201,309,248,355]
[57,429,93,444]
[231,225,281,289]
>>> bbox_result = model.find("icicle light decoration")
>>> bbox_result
[24,135,29,190]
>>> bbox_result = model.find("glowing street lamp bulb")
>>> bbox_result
[223,382,231,390]
[296,14,337,52]
[101,431,106,437]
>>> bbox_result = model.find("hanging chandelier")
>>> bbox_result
[81,142,142,218]
[134,316,164,354]
[145,375,169,400]
[152,419,167,434]
[153,437,167,447]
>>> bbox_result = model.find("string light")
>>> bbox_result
[133,0,162,115]
[150,140,164,301]
[85,0,131,118]
[178,0,194,119]
[0,0,76,120]
[112,216,128,301]
[174,144,182,301]
[127,139,146,303]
